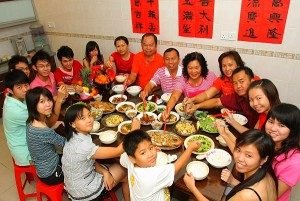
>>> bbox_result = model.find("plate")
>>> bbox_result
[175,103,185,116]
[109,94,127,105]
[136,112,157,125]
[186,161,209,180]
[174,120,196,136]
[147,130,183,150]
[157,111,179,125]
[206,149,232,168]
[91,121,100,132]
[118,120,132,135]
[136,101,157,113]
[90,101,115,114]
[196,115,218,133]
[116,101,136,113]
[232,114,248,125]
[101,113,125,127]
[184,134,215,155]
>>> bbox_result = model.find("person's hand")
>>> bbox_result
[103,171,115,190]
[105,60,114,68]
[187,140,201,152]
[162,109,170,122]
[183,97,194,107]
[131,117,141,131]
[74,85,83,93]
[185,103,197,115]
[183,173,196,190]
[140,90,148,102]
[90,56,98,66]
[221,108,236,125]
[57,85,68,103]
[216,119,231,137]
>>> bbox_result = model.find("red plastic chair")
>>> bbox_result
[12,160,37,201]
[103,190,118,201]
[36,179,64,201]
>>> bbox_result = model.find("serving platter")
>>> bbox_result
[147,130,183,150]
[101,113,125,127]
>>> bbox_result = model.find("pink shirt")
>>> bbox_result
[175,71,217,98]
[30,72,57,96]
[273,149,300,201]
[150,66,183,93]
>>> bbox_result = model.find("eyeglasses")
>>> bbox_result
[36,64,51,69]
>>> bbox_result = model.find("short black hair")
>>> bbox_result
[4,70,29,90]
[31,50,51,66]
[232,66,254,79]
[182,52,208,79]
[57,46,74,61]
[141,33,157,45]
[114,36,129,46]
[123,129,152,157]
[163,48,180,57]
[8,55,29,71]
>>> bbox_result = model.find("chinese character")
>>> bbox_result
[135,11,142,18]
[244,28,258,38]
[199,0,210,6]
[183,0,193,6]
[147,0,154,6]
[148,23,156,32]
[135,22,143,32]
[272,0,283,7]
[148,10,157,19]
[247,0,260,7]
[247,11,257,22]
[267,28,281,38]
[134,0,141,7]
[183,24,192,33]
[268,13,282,22]
[183,11,193,20]
[198,25,209,34]
[199,10,211,21]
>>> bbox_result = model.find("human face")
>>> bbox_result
[37,95,53,117]
[115,40,129,56]
[164,50,180,71]
[221,56,238,77]
[187,60,201,80]
[15,62,30,77]
[89,48,98,58]
[142,36,157,57]
[60,57,74,71]
[11,83,30,101]
[249,88,271,114]
[232,71,252,97]
[265,118,290,148]
[72,108,94,134]
[234,144,265,177]
[131,140,158,168]
[34,60,51,78]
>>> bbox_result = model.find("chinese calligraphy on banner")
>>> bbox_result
[238,0,290,44]
[178,0,215,38]
[130,0,159,34]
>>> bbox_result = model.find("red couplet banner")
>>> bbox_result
[130,0,160,34]
[238,0,290,44]
[178,0,215,38]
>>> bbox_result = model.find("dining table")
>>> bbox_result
[63,86,235,201]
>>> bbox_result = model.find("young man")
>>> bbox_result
[140,47,183,99]
[120,127,200,201]
[3,70,31,165]
[125,33,164,89]
[54,46,83,93]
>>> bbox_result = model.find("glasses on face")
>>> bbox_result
[36,64,51,69]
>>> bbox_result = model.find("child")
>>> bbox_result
[120,127,200,201]
[26,87,66,185]
[62,103,130,201]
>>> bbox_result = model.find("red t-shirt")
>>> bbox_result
[111,52,135,74]
[54,60,82,85]
[257,113,267,130]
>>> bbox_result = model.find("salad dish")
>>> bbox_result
[136,101,157,113]
[184,134,215,155]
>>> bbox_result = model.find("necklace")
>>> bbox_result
[188,77,203,87]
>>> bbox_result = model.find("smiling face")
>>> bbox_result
[164,50,180,71]
[221,56,238,78]
[232,70,253,97]
[187,60,201,80]
[60,57,74,71]
[249,88,271,114]
[130,140,158,168]
[72,108,94,134]
[141,36,157,57]
[89,48,98,58]
[265,117,290,148]
[37,94,53,117]
[115,39,129,56]
[33,60,51,78]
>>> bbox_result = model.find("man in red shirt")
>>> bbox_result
[125,33,164,89]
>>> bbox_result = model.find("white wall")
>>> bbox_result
[32,0,300,107]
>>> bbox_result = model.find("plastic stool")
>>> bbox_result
[36,179,64,201]
[13,160,37,201]
[103,190,118,201]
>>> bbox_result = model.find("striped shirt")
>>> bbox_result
[175,71,217,98]
[150,66,183,93]
[26,124,65,178]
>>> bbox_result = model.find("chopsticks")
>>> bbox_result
[163,120,167,134]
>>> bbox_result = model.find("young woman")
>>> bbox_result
[163,52,216,119]
[83,41,104,69]
[184,129,278,201]
[62,103,130,201]
[26,87,65,185]
[106,36,135,74]
[223,79,281,133]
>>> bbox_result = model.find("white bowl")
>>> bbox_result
[126,85,142,96]
[125,109,137,119]
[157,111,179,125]
[206,149,232,168]
[99,130,117,144]
[136,112,157,125]
[232,114,248,125]
[157,105,166,113]
[115,74,126,83]
[118,120,132,135]
[216,135,227,147]
[109,94,127,104]
[91,121,100,132]
[186,161,209,180]
[175,103,191,119]
[112,84,125,94]
[90,108,103,121]
[116,101,136,113]
[161,93,172,103]
[151,120,163,130]
[156,151,169,166]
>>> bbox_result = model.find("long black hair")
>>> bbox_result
[85,41,104,64]
[226,129,278,200]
